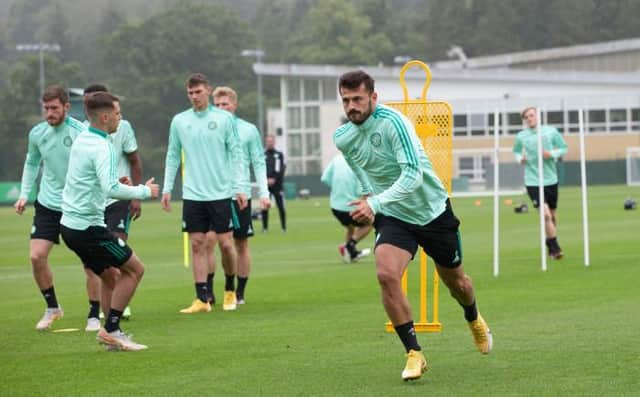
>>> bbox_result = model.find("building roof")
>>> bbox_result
[254,62,640,86]
[432,37,640,70]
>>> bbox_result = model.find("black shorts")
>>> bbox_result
[61,225,133,275]
[373,200,462,268]
[232,199,254,239]
[182,199,233,234]
[31,200,62,244]
[105,200,131,235]
[332,209,367,227]
[526,184,559,209]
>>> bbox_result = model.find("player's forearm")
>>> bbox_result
[128,152,143,185]
[367,165,421,214]
[108,182,151,200]
[18,160,39,199]
[162,149,180,193]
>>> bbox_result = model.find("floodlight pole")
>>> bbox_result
[16,43,61,103]
[242,49,265,135]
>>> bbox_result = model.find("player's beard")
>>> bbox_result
[47,113,65,127]
[348,100,373,125]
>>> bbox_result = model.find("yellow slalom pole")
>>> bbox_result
[181,150,189,268]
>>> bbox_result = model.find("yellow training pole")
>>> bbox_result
[182,150,189,268]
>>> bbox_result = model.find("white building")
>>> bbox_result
[255,37,640,189]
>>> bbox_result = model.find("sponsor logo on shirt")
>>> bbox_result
[208,121,217,130]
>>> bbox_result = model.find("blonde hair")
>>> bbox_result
[521,106,537,119]
[212,86,238,104]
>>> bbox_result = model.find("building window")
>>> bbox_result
[305,159,322,174]
[487,113,503,135]
[323,79,337,101]
[453,114,468,137]
[303,80,319,101]
[507,112,522,135]
[287,107,301,129]
[588,109,606,133]
[305,132,321,156]
[609,108,627,132]
[287,79,301,102]
[457,155,491,183]
[567,110,580,133]
[287,133,302,156]
[287,159,303,175]
[469,113,486,136]
[304,106,320,128]
[631,108,640,131]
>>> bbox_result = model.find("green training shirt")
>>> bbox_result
[61,127,151,230]
[162,105,241,200]
[236,116,269,199]
[19,117,85,211]
[334,104,448,226]
[85,119,139,206]
[320,154,363,212]
[512,125,568,186]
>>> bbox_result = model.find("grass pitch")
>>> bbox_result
[1,185,639,396]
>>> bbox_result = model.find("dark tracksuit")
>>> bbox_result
[262,148,286,231]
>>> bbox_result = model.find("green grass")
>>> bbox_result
[1,185,639,396]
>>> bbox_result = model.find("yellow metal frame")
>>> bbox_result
[384,60,453,333]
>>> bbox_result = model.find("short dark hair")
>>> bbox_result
[84,91,119,119]
[338,70,375,94]
[186,73,209,88]
[41,85,69,104]
[84,83,109,95]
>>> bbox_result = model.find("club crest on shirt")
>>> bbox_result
[208,121,217,130]
[63,136,73,147]
[369,132,382,147]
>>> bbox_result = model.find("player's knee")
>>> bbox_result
[30,251,48,267]
[376,267,399,288]
[450,275,472,296]
[190,235,207,252]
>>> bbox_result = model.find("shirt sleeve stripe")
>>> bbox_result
[376,109,418,166]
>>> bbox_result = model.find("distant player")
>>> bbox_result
[335,70,492,381]
[321,154,372,263]
[212,86,270,304]
[61,91,159,351]
[262,134,286,232]
[14,85,87,331]
[513,106,568,259]
[81,83,143,331]
[161,73,245,313]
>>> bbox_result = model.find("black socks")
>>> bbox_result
[394,321,421,352]
[41,286,58,308]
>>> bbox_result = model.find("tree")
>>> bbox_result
[98,3,257,179]
[288,0,393,65]
[0,55,84,180]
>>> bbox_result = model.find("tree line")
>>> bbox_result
[1,0,638,180]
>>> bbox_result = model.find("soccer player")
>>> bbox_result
[60,91,158,351]
[513,106,568,259]
[161,73,245,313]
[81,83,142,331]
[321,154,372,263]
[211,86,270,304]
[261,134,286,232]
[14,85,87,331]
[334,70,492,381]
